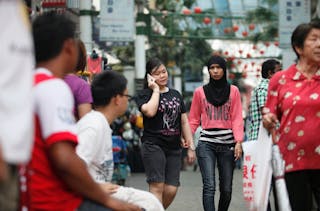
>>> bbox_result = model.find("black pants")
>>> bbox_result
[285,170,320,211]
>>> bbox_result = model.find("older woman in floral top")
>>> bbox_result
[263,21,320,211]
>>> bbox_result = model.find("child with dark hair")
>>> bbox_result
[76,71,164,211]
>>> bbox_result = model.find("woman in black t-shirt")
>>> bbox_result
[135,58,195,209]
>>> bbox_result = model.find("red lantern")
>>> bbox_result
[246,53,251,58]
[228,73,236,80]
[251,62,255,66]
[215,18,222,25]
[249,24,255,31]
[194,7,202,14]
[203,17,211,25]
[265,42,270,47]
[242,72,247,78]
[260,50,264,55]
[224,27,231,34]
[274,41,279,47]
[182,9,191,15]
[238,49,243,54]
[224,51,229,56]
[233,25,239,32]
[237,60,242,65]
[242,31,248,37]
[256,73,260,78]
[252,45,257,50]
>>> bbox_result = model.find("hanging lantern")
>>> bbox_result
[182,9,191,15]
[203,17,211,25]
[252,45,257,50]
[228,73,236,80]
[233,25,239,32]
[260,50,264,55]
[249,23,255,31]
[265,42,270,47]
[194,6,202,14]
[242,31,248,37]
[224,51,229,56]
[224,27,231,34]
[246,53,251,58]
[274,41,279,47]
[256,73,260,78]
[215,18,222,25]
[239,49,243,54]
[237,60,242,65]
[251,62,255,66]
[242,72,247,78]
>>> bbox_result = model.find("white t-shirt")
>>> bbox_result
[0,0,34,164]
[76,111,165,211]
[76,111,114,182]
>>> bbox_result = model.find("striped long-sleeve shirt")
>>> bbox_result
[188,85,244,143]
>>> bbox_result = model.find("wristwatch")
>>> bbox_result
[188,145,196,151]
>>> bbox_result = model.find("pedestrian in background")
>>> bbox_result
[135,57,196,209]
[64,39,93,120]
[248,59,281,142]
[263,20,320,211]
[247,59,281,211]
[188,55,243,211]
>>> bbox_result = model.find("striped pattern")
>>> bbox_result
[199,128,234,144]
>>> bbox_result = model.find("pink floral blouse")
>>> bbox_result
[264,64,320,173]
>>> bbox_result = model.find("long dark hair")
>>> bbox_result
[75,40,87,72]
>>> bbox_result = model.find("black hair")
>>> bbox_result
[76,40,87,72]
[91,71,127,107]
[143,58,164,89]
[291,20,320,59]
[32,11,76,63]
[261,59,280,79]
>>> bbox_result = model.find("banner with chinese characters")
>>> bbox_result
[242,123,272,211]
[99,0,135,42]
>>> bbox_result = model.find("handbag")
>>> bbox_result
[242,122,272,211]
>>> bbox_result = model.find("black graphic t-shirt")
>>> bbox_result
[135,88,186,149]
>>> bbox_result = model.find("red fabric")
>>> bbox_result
[87,57,102,74]
[265,64,320,173]
[34,73,55,85]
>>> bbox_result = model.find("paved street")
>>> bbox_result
[126,166,248,211]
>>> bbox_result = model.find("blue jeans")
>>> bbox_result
[196,141,235,211]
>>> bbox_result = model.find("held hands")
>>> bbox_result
[234,142,242,161]
[180,138,196,164]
